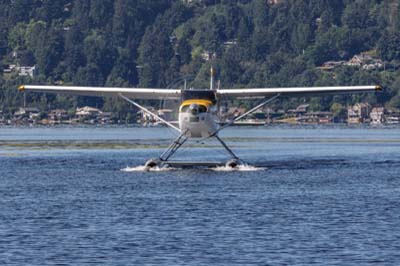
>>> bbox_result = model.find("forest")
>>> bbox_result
[1,0,400,121]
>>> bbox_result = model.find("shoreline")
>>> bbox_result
[0,122,399,129]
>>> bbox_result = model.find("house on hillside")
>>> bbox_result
[347,103,370,124]
[48,109,68,123]
[98,112,113,124]
[370,107,385,125]
[297,112,333,124]
[317,61,346,71]
[137,107,158,124]
[224,40,237,48]
[225,107,246,121]
[158,109,174,121]
[346,53,383,70]
[3,65,37,77]
[268,0,281,5]
[318,52,384,71]
[288,104,310,116]
[75,106,101,117]
[201,51,217,61]
[386,110,400,124]
[75,107,103,123]
[182,0,202,5]
[14,107,40,119]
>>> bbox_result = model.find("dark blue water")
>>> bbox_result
[1,126,400,265]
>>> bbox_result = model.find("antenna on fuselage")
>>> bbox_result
[210,67,214,90]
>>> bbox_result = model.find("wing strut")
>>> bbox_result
[209,93,281,138]
[119,93,181,133]
[214,134,240,160]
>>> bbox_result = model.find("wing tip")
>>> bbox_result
[375,85,382,92]
[18,85,25,91]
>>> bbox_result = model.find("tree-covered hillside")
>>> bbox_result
[1,0,400,118]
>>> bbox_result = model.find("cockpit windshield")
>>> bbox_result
[181,104,207,113]
[198,105,207,113]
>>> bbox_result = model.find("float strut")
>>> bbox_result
[159,131,188,161]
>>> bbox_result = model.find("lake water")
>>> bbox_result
[1,125,400,265]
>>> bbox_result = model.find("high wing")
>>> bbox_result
[19,84,381,99]
[18,85,181,100]
[216,86,382,98]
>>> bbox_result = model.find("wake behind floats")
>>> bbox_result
[18,67,382,170]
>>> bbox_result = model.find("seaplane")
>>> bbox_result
[18,68,382,170]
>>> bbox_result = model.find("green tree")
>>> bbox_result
[64,26,85,77]
[71,0,91,33]
[377,31,400,61]
[8,23,27,51]
[35,25,64,76]
[138,25,174,87]
[330,102,346,121]
[106,48,137,86]
[84,30,116,79]
[36,0,67,22]
[90,0,114,29]
[219,47,242,86]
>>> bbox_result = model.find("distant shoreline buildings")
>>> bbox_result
[1,103,398,126]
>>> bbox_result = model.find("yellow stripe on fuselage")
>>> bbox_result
[179,99,214,112]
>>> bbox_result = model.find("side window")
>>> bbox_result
[181,105,190,113]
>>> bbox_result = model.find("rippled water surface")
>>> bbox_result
[1,126,400,265]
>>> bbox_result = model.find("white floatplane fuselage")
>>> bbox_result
[178,97,219,138]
